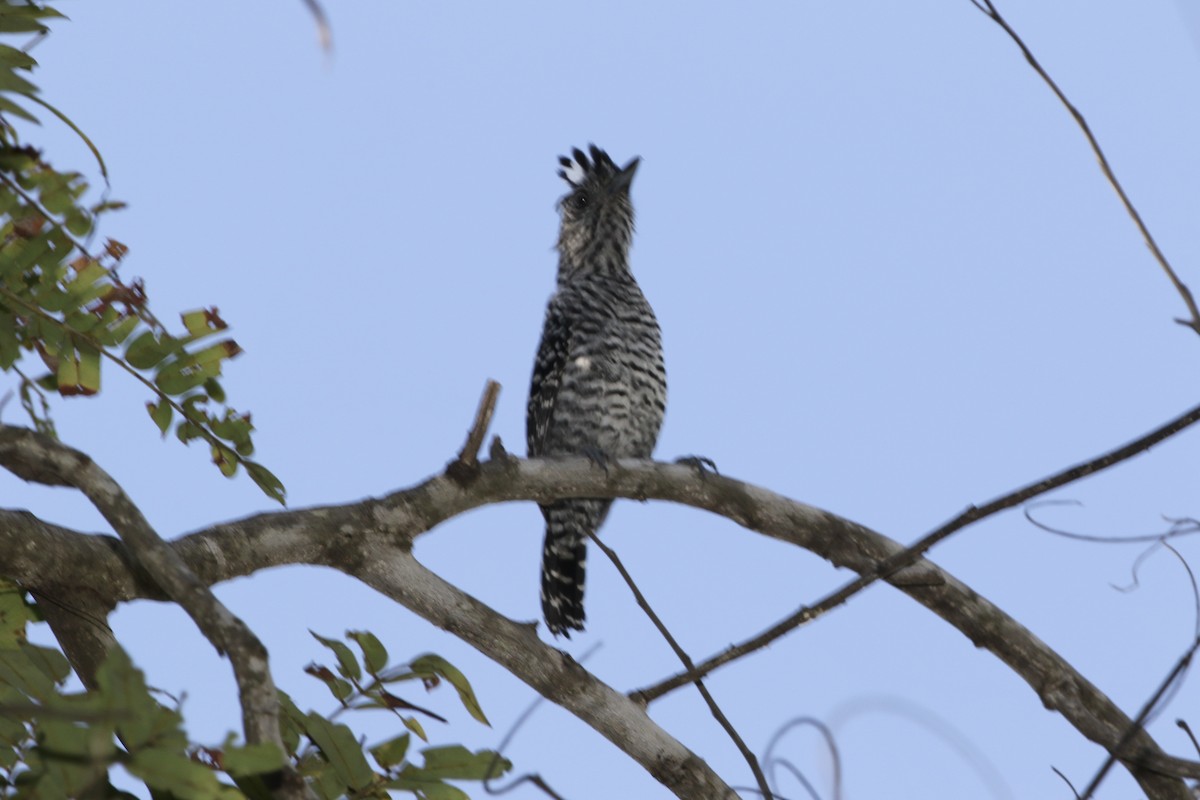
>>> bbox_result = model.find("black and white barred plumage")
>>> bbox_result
[527,145,667,637]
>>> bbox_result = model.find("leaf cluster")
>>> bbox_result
[294,630,510,799]
[0,1,284,502]
[0,587,510,799]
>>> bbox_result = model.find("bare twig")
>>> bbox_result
[1051,766,1082,799]
[1079,637,1200,799]
[762,717,842,800]
[299,0,333,52]
[1177,720,1200,758]
[589,532,773,800]
[1080,545,1200,798]
[446,380,502,485]
[1025,502,1200,544]
[460,380,501,466]
[635,399,1200,703]
[968,0,1200,333]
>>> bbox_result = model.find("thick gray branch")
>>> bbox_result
[0,425,301,796]
[2,455,1195,797]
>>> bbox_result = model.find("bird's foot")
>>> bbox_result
[581,446,612,476]
[675,455,719,477]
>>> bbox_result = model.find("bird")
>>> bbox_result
[526,144,667,637]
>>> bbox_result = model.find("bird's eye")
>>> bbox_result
[570,192,590,211]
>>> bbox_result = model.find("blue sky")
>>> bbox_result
[5,1,1200,797]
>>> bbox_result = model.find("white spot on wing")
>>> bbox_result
[574,356,592,371]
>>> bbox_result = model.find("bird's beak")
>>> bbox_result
[612,156,640,193]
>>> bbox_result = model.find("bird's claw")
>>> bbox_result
[581,446,611,476]
[675,455,718,477]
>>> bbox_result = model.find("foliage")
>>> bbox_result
[0,0,284,503]
[295,631,510,799]
[0,586,509,799]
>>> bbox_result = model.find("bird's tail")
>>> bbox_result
[540,498,612,637]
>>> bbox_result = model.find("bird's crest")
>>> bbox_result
[557,144,624,190]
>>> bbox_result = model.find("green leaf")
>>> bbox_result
[0,44,36,70]
[64,208,92,236]
[0,6,63,34]
[77,343,100,395]
[155,358,207,395]
[211,443,238,478]
[222,742,284,777]
[0,311,19,368]
[95,647,186,752]
[147,399,173,435]
[54,347,78,393]
[0,68,37,94]
[370,733,409,769]
[0,95,37,123]
[20,643,69,684]
[101,313,139,347]
[192,340,241,372]
[276,692,304,756]
[37,717,114,796]
[181,309,214,337]
[125,331,172,369]
[416,745,510,781]
[347,631,388,676]
[0,581,34,647]
[302,713,376,792]
[387,776,468,800]
[0,645,55,699]
[402,716,427,742]
[245,461,286,505]
[0,711,28,746]
[410,654,490,726]
[127,748,223,800]
[22,93,109,181]
[309,631,361,682]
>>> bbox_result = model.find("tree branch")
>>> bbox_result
[969,0,1200,334]
[0,424,305,797]
[636,399,1200,702]
[3,434,1198,796]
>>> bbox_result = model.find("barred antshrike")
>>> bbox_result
[527,145,667,637]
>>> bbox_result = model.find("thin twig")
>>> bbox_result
[458,380,501,467]
[589,531,773,800]
[635,399,1200,703]
[446,380,502,485]
[762,717,842,800]
[1078,637,1200,799]
[299,0,333,52]
[1051,766,1082,799]
[969,0,1200,333]
[1177,720,1200,758]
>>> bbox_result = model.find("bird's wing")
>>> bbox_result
[527,300,573,456]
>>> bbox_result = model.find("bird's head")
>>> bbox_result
[555,144,640,275]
